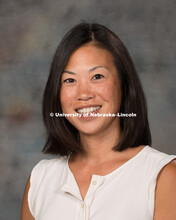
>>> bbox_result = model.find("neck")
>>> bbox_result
[78,125,122,164]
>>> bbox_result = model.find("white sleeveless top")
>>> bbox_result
[28,146,176,220]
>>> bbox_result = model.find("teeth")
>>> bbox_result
[77,106,101,114]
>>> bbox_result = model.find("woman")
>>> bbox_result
[21,23,176,220]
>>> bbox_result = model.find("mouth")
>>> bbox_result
[75,105,102,114]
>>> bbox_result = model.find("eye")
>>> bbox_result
[92,74,104,80]
[63,78,76,83]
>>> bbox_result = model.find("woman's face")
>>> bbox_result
[60,44,121,136]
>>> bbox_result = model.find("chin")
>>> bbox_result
[75,122,102,136]
[75,117,119,136]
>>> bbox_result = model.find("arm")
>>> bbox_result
[21,175,35,220]
[154,159,176,220]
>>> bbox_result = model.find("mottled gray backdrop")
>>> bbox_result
[0,0,176,219]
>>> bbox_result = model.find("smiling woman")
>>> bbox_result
[41,23,152,155]
[21,23,176,220]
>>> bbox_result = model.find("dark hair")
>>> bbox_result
[42,22,151,156]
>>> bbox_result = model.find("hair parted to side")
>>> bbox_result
[42,22,151,156]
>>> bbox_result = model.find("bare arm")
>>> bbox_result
[21,175,35,220]
[154,160,176,220]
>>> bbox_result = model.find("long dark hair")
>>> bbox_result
[42,22,151,156]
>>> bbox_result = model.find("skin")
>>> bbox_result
[21,43,176,219]
[154,160,176,219]
[21,175,34,220]
[60,43,122,142]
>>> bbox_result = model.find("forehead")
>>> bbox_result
[65,44,115,70]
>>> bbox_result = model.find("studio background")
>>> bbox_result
[0,0,176,219]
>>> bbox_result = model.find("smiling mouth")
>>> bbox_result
[76,106,102,114]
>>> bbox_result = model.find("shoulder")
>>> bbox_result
[138,146,176,177]
[35,156,68,167]
[144,146,176,172]
[156,159,176,190]
[154,159,176,219]
[30,156,68,185]
[158,159,176,179]
[145,146,174,160]
[32,156,68,173]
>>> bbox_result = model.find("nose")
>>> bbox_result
[77,82,95,101]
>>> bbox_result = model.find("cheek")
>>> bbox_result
[96,82,121,103]
[60,87,75,110]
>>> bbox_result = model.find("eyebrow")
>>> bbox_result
[63,70,76,75]
[63,66,109,75]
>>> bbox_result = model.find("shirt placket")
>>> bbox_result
[60,168,105,220]
[81,175,105,220]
